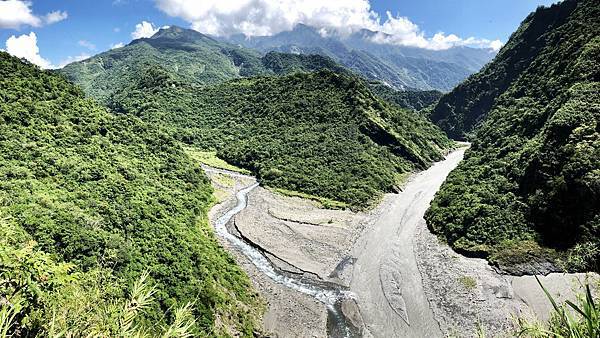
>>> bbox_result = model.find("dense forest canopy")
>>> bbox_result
[425,0,600,273]
[369,83,443,111]
[109,67,452,208]
[0,51,262,336]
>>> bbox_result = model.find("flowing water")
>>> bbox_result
[213,178,358,337]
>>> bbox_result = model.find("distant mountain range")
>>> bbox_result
[222,23,496,92]
[60,26,266,101]
[60,26,361,102]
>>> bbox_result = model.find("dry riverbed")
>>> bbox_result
[204,150,598,337]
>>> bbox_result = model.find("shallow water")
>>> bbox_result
[213,180,358,337]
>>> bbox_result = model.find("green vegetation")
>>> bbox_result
[517,276,599,338]
[109,67,452,208]
[261,51,349,76]
[425,0,599,272]
[0,52,262,336]
[369,82,443,111]
[60,26,352,103]
[458,275,477,291]
[185,147,251,174]
[61,25,452,209]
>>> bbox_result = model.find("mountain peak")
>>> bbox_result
[150,25,208,41]
[290,23,320,35]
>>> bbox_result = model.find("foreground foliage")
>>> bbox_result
[0,52,262,336]
[0,221,195,337]
[426,0,600,272]
[517,276,599,338]
[110,68,452,208]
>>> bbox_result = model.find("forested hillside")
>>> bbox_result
[425,0,600,273]
[109,67,452,208]
[369,83,443,111]
[59,26,267,101]
[261,51,349,76]
[0,52,262,336]
[429,0,582,139]
[61,26,351,102]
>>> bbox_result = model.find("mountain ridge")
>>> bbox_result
[223,23,496,91]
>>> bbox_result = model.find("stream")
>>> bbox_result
[212,177,359,338]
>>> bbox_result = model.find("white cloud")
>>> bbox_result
[154,0,503,50]
[5,32,54,68]
[78,39,96,50]
[371,11,430,48]
[44,10,68,24]
[131,21,159,39]
[57,53,91,68]
[489,40,504,52]
[0,0,41,28]
[0,1,67,29]
[155,0,378,37]
[110,42,125,49]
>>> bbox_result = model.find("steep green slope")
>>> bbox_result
[60,26,268,102]
[428,0,581,139]
[369,83,443,111]
[110,68,452,208]
[0,52,262,335]
[425,0,600,273]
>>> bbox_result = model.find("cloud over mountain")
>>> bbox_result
[154,0,502,50]
[131,21,159,39]
[4,32,53,68]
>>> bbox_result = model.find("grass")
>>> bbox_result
[212,188,229,203]
[458,275,477,290]
[270,187,349,210]
[489,240,558,269]
[395,172,413,188]
[213,173,235,188]
[184,147,251,174]
[517,276,599,337]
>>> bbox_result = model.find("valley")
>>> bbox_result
[204,147,597,337]
[1,0,598,337]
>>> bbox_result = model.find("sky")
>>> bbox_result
[0,0,558,69]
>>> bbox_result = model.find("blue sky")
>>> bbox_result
[370,0,557,42]
[0,0,558,68]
